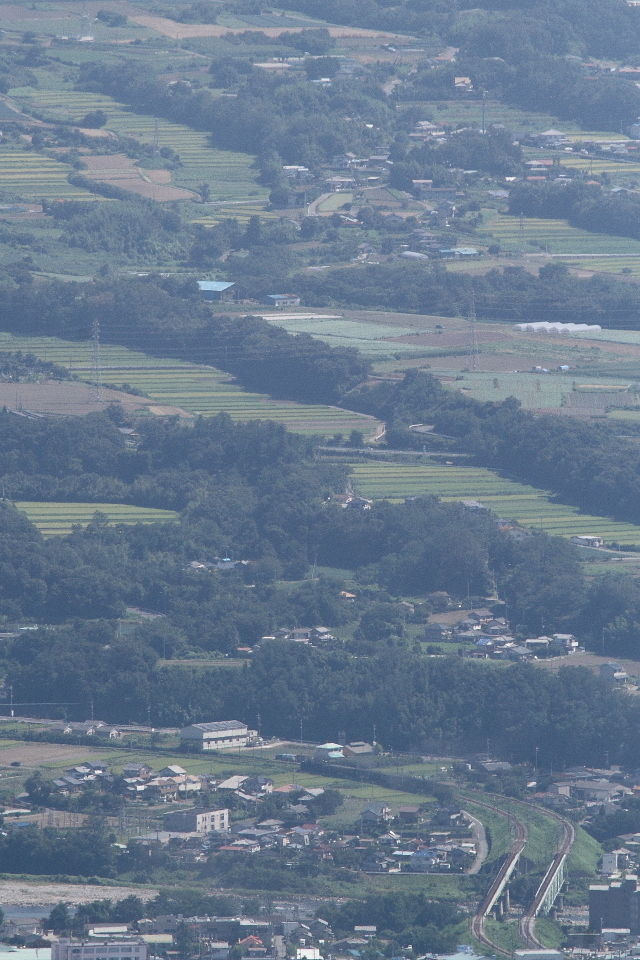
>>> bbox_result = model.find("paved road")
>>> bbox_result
[464,809,489,875]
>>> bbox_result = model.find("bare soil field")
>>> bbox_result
[0,380,191,417]
[128,12,413,41]
[82,154,194,202]
[0,741,108,766]
[0,879,158,906]
[535,650,640,679]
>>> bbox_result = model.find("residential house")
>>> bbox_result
[398,805,420,824]
[265,294,301,308]
[343,742,373,757]
[163,808,229,833]
[314,743,344,760]
[360,801,392,823]
[123,762,154,779]
[601,663,628,684]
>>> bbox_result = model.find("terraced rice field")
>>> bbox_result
[9,89,267,203]
[0,144,94,200]
[0,332,379,435]
[479,211,640,255]
[349,461,640,544]
[15,501,178,536]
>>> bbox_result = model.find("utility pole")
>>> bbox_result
[467,290,479,371]
[90,318,102,402]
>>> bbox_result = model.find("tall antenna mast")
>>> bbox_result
[468,289,479,371]
[90,318,102,402]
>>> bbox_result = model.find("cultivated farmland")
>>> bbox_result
[0,143,94,201]
[348,460,640,544]
[0,332,380,436]
[8,88,267,204]
[260,314,429,356]
[15,501,178,536]
[478,210,640,255]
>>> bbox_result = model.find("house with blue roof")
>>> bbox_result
[197,280,236,302]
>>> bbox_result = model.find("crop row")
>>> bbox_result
[0,332,379,435]
[13,89,265,202]
[349,462,640,543]
[481,212,640,255]
[15,501,178,536]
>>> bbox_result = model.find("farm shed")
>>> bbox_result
[197,280,236,302]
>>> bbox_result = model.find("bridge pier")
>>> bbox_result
[504,888,510,914]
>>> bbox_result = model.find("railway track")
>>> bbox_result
[519,811,575,948]
[469,798,528,957]
[466,796,575,956]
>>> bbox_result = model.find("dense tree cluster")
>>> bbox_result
[0,275,370,405]
[509,181,640,243]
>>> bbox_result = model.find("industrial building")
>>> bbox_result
[589,876,640,932]
[163,808,229,834]
[179,719,256,750]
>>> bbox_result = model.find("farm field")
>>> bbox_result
[0,144,95,200]
[562,255,640,277]
[0,332,380,435]
[8,87,267,204]
[478,210,640,255]
[316,192,355,213]
[260,314,429,356]
[15,501,179,535]
[348,460,640,544]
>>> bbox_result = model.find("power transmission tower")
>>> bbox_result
[467,290,479,371]
[80,1,90,37]
[153,118,160,155]
[519,212,525,256]
[90,318,102,402]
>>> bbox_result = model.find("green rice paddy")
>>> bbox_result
[15,501,178,535]
[349,461,640,544]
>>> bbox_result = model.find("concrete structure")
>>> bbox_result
[590,876,640,933]
[162,808,229,833]
[571,535,604,548]
[179,720,256,750]
[53,940,148,960]
[514,952,564,960]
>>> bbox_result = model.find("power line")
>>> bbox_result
[468,290,479,371]
[90,318,102,403]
